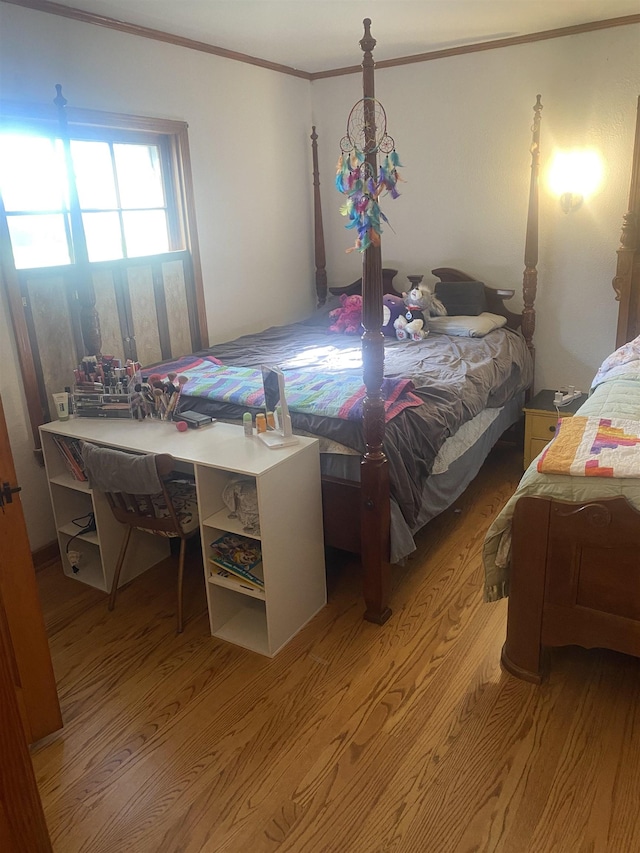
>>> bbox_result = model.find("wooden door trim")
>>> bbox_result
[0,594,53,852]
[0,395,62,743]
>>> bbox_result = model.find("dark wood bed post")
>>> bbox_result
[521,95,542,364]
[310,127,328,307]
[612,96,640,348]
[359,19,392,624]
[54,84,102,357]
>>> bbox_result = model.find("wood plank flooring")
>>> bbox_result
[31,445,640,852]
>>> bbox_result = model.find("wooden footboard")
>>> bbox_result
[502,495,640,683]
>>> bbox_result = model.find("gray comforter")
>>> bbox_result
[172,319,533,531]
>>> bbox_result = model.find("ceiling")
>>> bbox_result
[19,0,640,74]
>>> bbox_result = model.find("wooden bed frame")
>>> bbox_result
[312,20,540,623]
[501,95,640,682]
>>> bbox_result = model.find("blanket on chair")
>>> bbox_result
[537,415,640,477]
[156,356,422,422]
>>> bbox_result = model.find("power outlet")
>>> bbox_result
[67,550,81,573]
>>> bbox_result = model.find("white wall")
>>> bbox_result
[0,2,314,548]
[312,24,640,394]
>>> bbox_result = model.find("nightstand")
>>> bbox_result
[523,389,588,469]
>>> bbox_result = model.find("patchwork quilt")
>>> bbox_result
[537,415,640,477]
[156,355,422,423]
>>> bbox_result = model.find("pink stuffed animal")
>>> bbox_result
[328,293,363,334]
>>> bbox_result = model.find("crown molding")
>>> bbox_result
[3,0,640,80]
[2,0,312,79]
[310,14,640,79]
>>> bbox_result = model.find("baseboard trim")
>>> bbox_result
[33,540,60,571]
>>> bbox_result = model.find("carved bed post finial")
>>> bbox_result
[521,94,542,357]
[53,83,66,111]
[310,126,327,307]
[360,17,376,55]
[53,84,102,357]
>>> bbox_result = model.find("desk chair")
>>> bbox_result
[81,442,200,633]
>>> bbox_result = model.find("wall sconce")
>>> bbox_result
[548,149,603,213]
[559,191,583,214]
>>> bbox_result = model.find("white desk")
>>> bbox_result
[40,418,326,656]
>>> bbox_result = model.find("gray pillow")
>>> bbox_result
[435,281,487,316]
[301,296,342,327]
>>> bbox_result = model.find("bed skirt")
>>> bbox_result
[321,394,524,563]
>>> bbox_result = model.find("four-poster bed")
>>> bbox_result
[160,20,538,623]
[483,95,640,681]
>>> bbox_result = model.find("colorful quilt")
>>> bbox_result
[156,356,422,423]
[537,415,640,477]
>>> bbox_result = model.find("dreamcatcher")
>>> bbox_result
[335,97,403,253]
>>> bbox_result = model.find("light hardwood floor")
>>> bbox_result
[31,445,640,853]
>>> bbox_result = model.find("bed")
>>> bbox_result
[483,96,640,681]
[156,295,532,559]
[148,19,540,624]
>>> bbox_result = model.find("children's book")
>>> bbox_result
[209,533,263,588]
[53,435,87,481]
[211,565,265,598]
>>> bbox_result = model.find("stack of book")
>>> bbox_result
[209,532,264,594]
[52,435,87,481]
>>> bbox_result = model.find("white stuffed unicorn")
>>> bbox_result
[394,279,447,341]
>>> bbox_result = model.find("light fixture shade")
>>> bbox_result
[548,149,603,212]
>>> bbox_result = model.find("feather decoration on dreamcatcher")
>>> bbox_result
[336,99,404,253]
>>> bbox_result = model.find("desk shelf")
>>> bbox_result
[40,420,326,655]
[41,429,169,591]
[57,521,99,545]
[209,591,270,656]
[197,445,326,656]
[201,505,261,540]
[49,473,90,493]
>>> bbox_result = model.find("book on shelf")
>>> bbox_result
[52,435,87,481]
[209,532,263,588]
[211,565,265,595]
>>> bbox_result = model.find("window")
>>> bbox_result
[0,99,207,451]
[0,121,177,269]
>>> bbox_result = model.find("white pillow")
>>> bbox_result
[429,312,508,338]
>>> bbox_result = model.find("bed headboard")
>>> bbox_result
[430,267,524,331]
[612,95,640,347]
[312,92,542,358]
